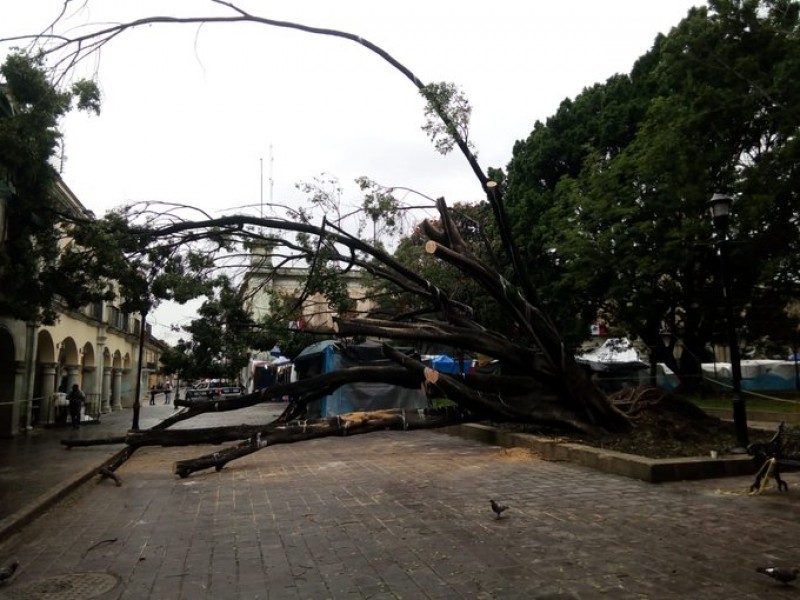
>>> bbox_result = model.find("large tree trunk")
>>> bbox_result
[158,365,425,429]
[172,407,467,478]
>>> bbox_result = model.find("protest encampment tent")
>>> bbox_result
[292,340,429,417]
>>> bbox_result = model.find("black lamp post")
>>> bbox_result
[131,308,147,431]
[708,193,748,451]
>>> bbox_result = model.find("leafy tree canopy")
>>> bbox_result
[505,0,800,385]
[0,51,100,323]
[179,277,264,381]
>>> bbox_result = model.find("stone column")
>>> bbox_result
[39,363,57,425]
[12,361,26,434]
[101,367,112,414]
[65,365,81,391]
[95,333,106,414]
[112,368,123,411]
[121,368,132,408]
[82,366,97,417]
[23,322,37,417]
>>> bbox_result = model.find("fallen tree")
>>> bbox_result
[172,406,468,478]
[29,2,637,476]
[64,405,469,478]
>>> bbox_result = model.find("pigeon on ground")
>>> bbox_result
[0,560,19,584]
[490,499,509,519]
[757,566,799,585]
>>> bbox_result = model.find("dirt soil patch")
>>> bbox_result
[492,389,777,459]
[494,447,541,461]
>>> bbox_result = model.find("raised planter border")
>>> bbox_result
[439,423,756,483]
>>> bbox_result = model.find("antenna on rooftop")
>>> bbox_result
[269,144,274,217]
[259,145,275,220]
[259,157,264,221]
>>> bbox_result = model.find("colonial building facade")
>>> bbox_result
[0,179,164,436]
[242,246,375,333]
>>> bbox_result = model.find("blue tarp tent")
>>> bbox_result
[293,340,429,417]
[427,354,473,375]
[702,359,800,391]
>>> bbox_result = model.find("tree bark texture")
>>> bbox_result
[172,406,468,478]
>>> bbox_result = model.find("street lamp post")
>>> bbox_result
[131,308,147,431]
[708,193,748,451]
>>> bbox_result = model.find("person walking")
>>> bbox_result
[149,385,157,405]
[164,382,172,405]
[67,384,85,428]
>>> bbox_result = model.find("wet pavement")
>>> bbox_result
[0,400,288,536]
[0,403,797,599]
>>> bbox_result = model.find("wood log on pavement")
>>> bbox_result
[173,406,467,478]
[61,425,274,449]
[160,365,425,430]
[98,467,122,486]
[62,436,127,448]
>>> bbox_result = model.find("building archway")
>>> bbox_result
[122,352,132,407]
[57,337,81,392]
[111,350,123,410]
[81,342,97,415]
[34,330,57,425]
[101,347,112,413]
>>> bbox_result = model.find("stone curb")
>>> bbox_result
[440,423,756,483]
[0,447,129,543]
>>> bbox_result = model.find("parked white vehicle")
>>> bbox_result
[184,380,243,400]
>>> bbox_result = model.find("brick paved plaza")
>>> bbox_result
[0,429,798,599]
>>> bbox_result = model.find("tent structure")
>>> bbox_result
[292,340,429,417]
[245,353,292,395]
[702,359,800,391]
[574,338,649,391]
[575,338,648,372]
[423,354,474,375]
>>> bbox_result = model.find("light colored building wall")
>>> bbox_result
[0,178,164,435]
[244,261,374,332]
[0,299,163,435]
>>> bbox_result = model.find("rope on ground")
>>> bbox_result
[703,375,800,405]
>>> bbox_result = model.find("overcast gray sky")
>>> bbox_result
[1,0,703,342]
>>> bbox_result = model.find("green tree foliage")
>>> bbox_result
[63,207,220,318]
[420,82,475,156]
[0,52,100,323]
[254,291,319,360]
[385,201,511,333]
[0,51,218,325]
[158,340,195,381]
[181,278,260,381]
[504,0,800,385]
[355,177,406,248]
